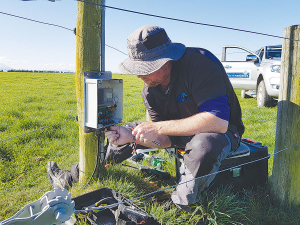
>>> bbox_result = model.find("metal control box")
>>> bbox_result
[84,74,123,129]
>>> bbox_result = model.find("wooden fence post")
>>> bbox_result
[271,25,300,207]
[75,0,103,183]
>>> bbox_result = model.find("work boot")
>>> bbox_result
[47,161,73,190]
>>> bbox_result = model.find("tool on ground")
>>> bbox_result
[122,164,170,180]
[131,153,145,162]
[149,156,165,169]
[0,188,75,225]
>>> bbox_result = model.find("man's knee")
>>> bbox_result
[183,133,230,178]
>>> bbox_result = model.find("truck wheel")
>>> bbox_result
[257,80,273,107]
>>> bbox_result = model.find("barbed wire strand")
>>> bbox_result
[77,0,299,42]
[74,140,300,214]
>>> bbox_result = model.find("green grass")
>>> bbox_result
[236,94,277,176]
[0,72,300,224]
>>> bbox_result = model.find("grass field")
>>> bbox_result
[0,72,299,224]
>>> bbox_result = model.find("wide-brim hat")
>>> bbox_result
[118,25,186,75]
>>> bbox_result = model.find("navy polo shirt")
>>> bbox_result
[142,47,244,144]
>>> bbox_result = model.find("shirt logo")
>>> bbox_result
[177,93,189,103]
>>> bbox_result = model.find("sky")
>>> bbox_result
[0,0,299,73]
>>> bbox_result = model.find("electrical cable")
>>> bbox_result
[74,140,300,214]
[77,0,300,42]
[80,130,103,190]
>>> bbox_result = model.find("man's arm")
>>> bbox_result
[132,112,228,143]
[105,111,227,148]
[105,125,172,148]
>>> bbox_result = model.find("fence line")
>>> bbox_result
[0,118,74,143]
[0,106,276,144]
[0,11,74,32]
[78,0,299,41]
[1,1,298,64]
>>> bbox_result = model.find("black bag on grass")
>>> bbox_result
[72,187,161,225]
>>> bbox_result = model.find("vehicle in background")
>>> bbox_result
[221,45,282,107]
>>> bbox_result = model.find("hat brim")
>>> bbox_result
[118,43,186,75]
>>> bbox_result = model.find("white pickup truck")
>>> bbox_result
[221,45,282,107]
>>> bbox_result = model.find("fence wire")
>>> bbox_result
[77,0,299,41]
[0,107,276,144]
[0,118,75,143]
[74,140,300,214]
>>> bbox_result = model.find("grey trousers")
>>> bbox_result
[171,131,239,207]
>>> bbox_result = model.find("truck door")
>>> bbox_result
[221,46,260,90]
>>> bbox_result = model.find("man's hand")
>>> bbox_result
[105,126,133,145]
[132,122,160,143]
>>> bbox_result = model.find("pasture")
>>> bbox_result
[0,72,299,224]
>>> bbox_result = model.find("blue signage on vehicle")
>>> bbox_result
[227,72,250,78]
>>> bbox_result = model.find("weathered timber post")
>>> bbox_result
[271,25,300,207]
[75,0,103,183]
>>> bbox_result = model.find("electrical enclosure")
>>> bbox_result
[84,74,123,129]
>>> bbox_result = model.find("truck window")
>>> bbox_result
[266,46,282,59]
[224,48,250,62]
